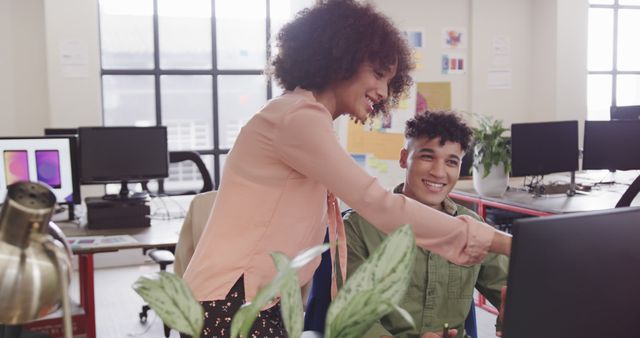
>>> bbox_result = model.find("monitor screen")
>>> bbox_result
[510,120,579,176]
[0,136,81,204]
[610,105,640,121]
[504,206,640,338]
[79,126,168,184]
[582,120,640,171]
[44,128,78,136]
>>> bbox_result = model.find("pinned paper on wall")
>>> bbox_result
[442,27,467,49]
[59,40,88,78]
[492,35,511,66]
[488,70,512,89]
[366,156,389,174]
[403,29,424,49]
[415,82,452,114]
[346,121,404,160]
[441,54,466,75]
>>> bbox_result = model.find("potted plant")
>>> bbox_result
[133,225,417,338]
[469,113,511,197]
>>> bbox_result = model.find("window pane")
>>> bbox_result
[158,0,212,69]
[588,8,613,71]
[216,0,266,70]
[269,0,314,58]
[102,75,156,126]
[617,9,640,71]
[616,75,640,105]
[589,0,614,4]
[587,74,612,121]
[165,153,214,193]
[218,153,227,182]
[620,0,640,5]
[217,75,267,148]
[271,79,285,98]
[99,0,154,69]
[161,75,214,150]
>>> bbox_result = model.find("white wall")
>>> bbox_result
[470,0,532,126]
[43,0,103,128]
[0,0,50,137]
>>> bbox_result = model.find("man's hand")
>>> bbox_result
[420,328,458,338]
[496,285,508,337]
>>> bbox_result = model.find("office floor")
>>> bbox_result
[69,263,500,338]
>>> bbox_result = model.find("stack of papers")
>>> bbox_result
[66,235,138,249]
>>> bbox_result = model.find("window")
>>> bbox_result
[98,0,313,190]
[588,0,640,120]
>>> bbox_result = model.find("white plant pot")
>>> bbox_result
[473,163,509,197]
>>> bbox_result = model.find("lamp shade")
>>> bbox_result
[0,181,71,324]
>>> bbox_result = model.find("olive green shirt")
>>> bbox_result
[344,184,509,338]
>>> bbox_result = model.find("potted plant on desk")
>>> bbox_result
[469,113,511,197]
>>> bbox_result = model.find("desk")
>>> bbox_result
[58,217,184,338]
[451,175,631,315]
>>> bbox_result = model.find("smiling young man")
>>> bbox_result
[344,111,509,338]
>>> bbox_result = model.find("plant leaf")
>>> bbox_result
[133,271,203,338]
[271,252,304,338]
[325,224,416,338]
[230,244,329,338]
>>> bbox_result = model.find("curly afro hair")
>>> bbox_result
[270,0,414,117]
[405,111,473,153]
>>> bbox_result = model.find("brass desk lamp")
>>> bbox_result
[0,182,73,338]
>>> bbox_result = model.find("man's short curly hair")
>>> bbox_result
[270,0,414,116]
[405,111,473,153]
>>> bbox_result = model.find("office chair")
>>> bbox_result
[137,191,217,338]
[610,105,640,121]
[154,151,214,196]
[139,248,175,338]
[616,175,640,208]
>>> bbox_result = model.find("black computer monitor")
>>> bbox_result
[44,128,78,136]
[0,136,81,205]
[78,126,168,199]
[503,206,640,338]
[610,105,640,120]
[510,120,579,176]
[582,120,640,171]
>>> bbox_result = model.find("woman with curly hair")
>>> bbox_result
[183,1,512,336]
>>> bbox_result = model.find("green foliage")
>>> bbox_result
[468,113,511,177]
[324,224,416,338]
[230,244,329,338]
[134,225,416,338]
[133,271,204,338]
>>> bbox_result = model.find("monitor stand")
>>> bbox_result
[566,171,576,197]
[102,181,149,201]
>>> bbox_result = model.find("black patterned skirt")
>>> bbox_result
[185,276,288,338]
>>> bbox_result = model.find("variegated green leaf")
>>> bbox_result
[133,271,203,338]
[326,290,386,338]
[231,244,329,338]
[390,303,416,330]
[325,224,416,338]
[272,252,303,338]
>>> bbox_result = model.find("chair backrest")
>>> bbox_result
[610,105,640,121]
[616,175,640,208]
[174,190,217,277]
[158,151,214,196]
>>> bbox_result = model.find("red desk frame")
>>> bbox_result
[449,191,553,316]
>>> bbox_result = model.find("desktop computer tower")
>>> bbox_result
[85,197,150,229]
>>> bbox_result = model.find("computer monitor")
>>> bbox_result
[503,207,640,338]
[610,105,640,120]
[582,120,640,171]
[44,128,78,136]
[0,136,81,205]
[78,126,168,199]
[510,120,579,176]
